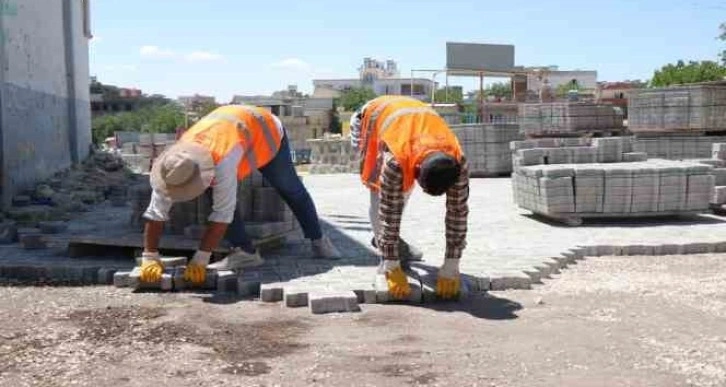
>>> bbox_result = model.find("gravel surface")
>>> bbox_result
[1,253,725,386]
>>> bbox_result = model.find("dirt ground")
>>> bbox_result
[1,253,725,387]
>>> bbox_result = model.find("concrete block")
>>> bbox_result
[622,245,655,256]
[681,242,714,254]
[283,286,309,307]
[97,268,117,285]
[216,270,239,293]
[713,242,726,253]
[129,268,173,291]
[349,283,377,304]
[260,283,284,302]
[488,271,532,290]
[237,272,262,297]
[113,271,131,287]
[173,267,218,290]
[20,234,47,250]
[308,291,361,314]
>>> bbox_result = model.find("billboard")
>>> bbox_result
[445,42,515,72]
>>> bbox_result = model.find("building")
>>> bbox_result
[313,58,437,101]
[525,66,598,96]
[0,0,92,206]
[90,77,147,117]
[596,81,646,117]
[178,94,216,108]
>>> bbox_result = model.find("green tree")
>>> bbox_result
[555,80,585,97]
[485,82,512,99]
[433,87,463,103]
[91,103,184,144]
[339,87,376,111]
[719,22,726,65]
[650,60,726,87]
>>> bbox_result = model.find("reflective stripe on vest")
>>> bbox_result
[361,99,399,155]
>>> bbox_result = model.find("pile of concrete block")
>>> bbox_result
[513,160,715,224]
[519,102,624,137]
[628,82,726,133]
[129,169,297,240]
[117,132,176,174]
[632,135,726,160]
[707,143,726,208]
[511,136,642,168]
[451,123,523,176]
[307,137,359,174]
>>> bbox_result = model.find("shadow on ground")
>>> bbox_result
[524,212,726,228]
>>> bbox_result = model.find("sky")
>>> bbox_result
[89,0,726,102]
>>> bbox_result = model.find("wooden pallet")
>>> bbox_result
[529,210,707,227]
[67,231,289,258]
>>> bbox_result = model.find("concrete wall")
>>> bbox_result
[0,0,91,207]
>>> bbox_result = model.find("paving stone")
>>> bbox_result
[681,242,714,254]
[308,291,361,314]
[20,234,47,250]
[489,271,532,290]
[418,271,471,302]
[349,282,377,304]
[129,268,173,291]
[97,267,117,285]
[216,270,239,293]
[283,286,310,307]
[173,267,218,290]
[713,242,726,253]
[38,221,68,234]
[134,256,188,267]
[260,283,284,302]
[374,274,391,303]
[237,271,262,297]
[622,244,655,256]
[654,244,682,255]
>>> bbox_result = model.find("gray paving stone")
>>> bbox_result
[654,244,682,255]
[283,286,310,307]
[489,271,532,291]
[308,291,360,314]
[237,272,262,297]
[129,268,172,291]
[622,244,655,256]
[349,282,377,304]
[98,267,117,285]
[216,270,239,293]
[681,242,715,254]
[260,283,284,302]
[173,267,218,291]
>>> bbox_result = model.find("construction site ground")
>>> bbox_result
[1,252,724,386]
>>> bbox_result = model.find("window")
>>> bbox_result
[82,0,92,39]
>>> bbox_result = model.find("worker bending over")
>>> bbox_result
[140,105,340,284]
[350,96,469,300]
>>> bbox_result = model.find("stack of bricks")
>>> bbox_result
[518,102,624,137]
[707,143,726,207]
[511,137,644,168]
[633,135,726,160]
[451,123,523,176]
[628,83,726,133]
[118,132,176,174]
[307,137,359,174]
[512,160,715,218]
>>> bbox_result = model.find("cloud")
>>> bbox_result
[185,51,224,62]
[102,64,138,72]
[139,45,175,59]
[271,58,311,71]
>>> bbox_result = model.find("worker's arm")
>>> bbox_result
[139,190,173,282]
[377,152,410,300]
[349,101,370,153]
[444,157,470,261]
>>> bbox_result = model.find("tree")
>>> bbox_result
[339,87,376,111]
[650,60,726,87]
[485,82,512,99]
[719,22,726,65]
[91,103,184,143]
[555,80,585,97]
[433,87,463,103]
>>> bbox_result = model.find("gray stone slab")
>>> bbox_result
[97,267,117,285]
[283,285,310,307]
[308,291,361,314]
[260,283,284,302]
[488,271,532,290]
[113,271,131,288]
[216,270,239,293]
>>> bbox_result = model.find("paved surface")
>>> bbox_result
[1,253,725,386]
[3,175,726,293]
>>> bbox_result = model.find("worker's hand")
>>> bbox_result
[383,261,411,300]
[139,251,164,283]
[183,250,211,285]
[436,259,461,300]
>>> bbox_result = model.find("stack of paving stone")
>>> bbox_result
[129,169,297,240]
[632,135,726,160]
[628,82,726,133]
[306,137,359,174]
[518,102,624,137]
[118,133,176,174]
[511,136,645,168]
[512,160,715,224]
[708,143,726,207]
[451,123,523,176]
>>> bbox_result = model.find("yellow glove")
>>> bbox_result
[183,262,206,285]
[183,250,211,285]
[139,252,164,283]
[385,264,411,300]
[436,259,461,300]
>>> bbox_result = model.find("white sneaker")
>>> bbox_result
[311,236,342,260]
[207,247,264,270]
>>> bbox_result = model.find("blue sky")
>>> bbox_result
[89,0,725,102]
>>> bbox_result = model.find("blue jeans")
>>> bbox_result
[226,134,323,252]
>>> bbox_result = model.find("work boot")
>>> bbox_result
[371,237,423,262]
[311,236,342,260]
[207,247,264,271]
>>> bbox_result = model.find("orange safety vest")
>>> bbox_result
[180,105,283,180]
[359,96,463,193]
